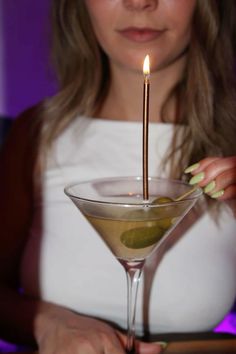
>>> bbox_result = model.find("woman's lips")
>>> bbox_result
[117,27,164,43]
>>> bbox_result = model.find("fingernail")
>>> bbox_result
[210,189,224,199]
[184,163,200,173]
[157,341,168,349]
[204,180,216,193]
[189,172,205,185]
[140,341,168,353]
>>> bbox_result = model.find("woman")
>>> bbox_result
[0,1,236,353]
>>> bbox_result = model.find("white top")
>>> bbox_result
[20,117,236,335]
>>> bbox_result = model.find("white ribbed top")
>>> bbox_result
[20,117,236,335]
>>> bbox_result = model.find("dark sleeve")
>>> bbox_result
[0,106,41,286]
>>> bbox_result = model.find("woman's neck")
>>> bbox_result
[97,53,187,123]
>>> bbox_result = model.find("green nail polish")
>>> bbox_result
[204,181,216,193]
[189,172,204,185]
[184,163,200,173]
[211,190,224,199]
[156,341,168,349]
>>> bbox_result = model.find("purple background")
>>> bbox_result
[0,0,56,118]
[0,0,235,350]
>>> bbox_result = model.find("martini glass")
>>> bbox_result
[64,176,202,353]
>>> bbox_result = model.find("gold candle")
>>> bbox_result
[142,55,150,201]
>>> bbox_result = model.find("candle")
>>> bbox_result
[142,55,150,201]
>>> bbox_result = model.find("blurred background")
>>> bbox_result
[0,0,235,351]
[0,0,56,119]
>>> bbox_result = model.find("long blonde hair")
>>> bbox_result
[39,0,236,178]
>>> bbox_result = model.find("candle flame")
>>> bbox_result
[143,55,150,77]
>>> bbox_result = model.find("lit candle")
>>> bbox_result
[142,55,150,201]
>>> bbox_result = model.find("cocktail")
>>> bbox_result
[64,176,201,353]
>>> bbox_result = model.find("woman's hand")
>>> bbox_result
[35,304,162,354]
[184,156,236,216]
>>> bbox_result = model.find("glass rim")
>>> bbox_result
[64,176,202,207]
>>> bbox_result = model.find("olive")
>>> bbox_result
[151,195,181,220]
[152,196,174,205]
[120,225,165,249]
[156,217,172,229]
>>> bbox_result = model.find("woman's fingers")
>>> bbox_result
[37,310,128,354]
[185,156,236,200]
[206,171,236,200]
[221,184,236,200]
[116,332,163,354]
[184,157,220,175]
[137,340,164,353]
[188,156,236,183]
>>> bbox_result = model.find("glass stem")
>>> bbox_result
[122,261,145,354]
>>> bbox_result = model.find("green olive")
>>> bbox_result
[120,225,165,249]
[152,196,174,205]
[151,195,179,219]
[156,217,172,229]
